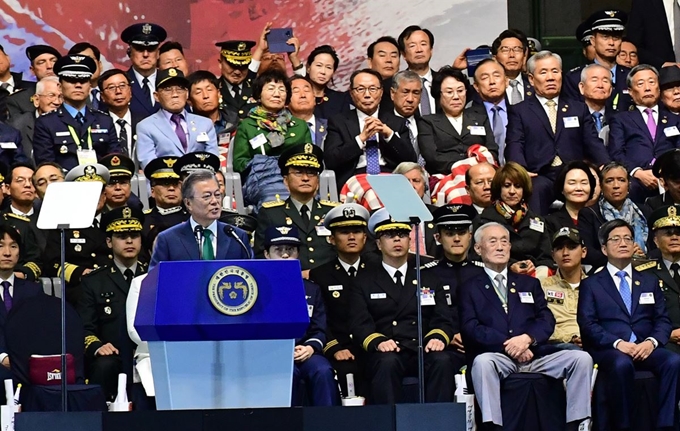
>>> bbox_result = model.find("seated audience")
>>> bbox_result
[262,225,339,406]
[7,44,61,120]
[545,161,597,237]
[288,75,326,148]
[350,208,454,404]
[306,45,349,120]
[465,162,497,215]
[31,161,64,200]
[215,39,257,119]
[418,66,496,175]
[98,69,140,162]
[390,70,423,164]
[578,219,680,431]
[100,154,141,211]
[460,222,592,431]
[578,64,615,133]
[187,70,239,144]
[660,66,680,115]
[540,228,588,350]
[643,149,680,219]
[578,161,648,269]
[470,59,508,164]
[142,157,188,234]
[158,41,189,76]
[491,29,533,105]
[617,37,639,69]
[475,162,553,275]
[231,69,312,174]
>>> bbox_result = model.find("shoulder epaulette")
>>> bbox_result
[420,261,439,270]
[83,265,108,277]
[91,108,108,115]
[9,88,26,95]
[635,261,657,272]
[5,213,30,222]
[143,208,153,214]
[569,66,581,72]
[319,200,339,207]
[262,200,285,208]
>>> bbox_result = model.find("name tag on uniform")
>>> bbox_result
[249,133,267,150]
[55,131,70,137]
[529,218,544,233]
[328,285,343,291]
[469,126,486,136]
[442,285,450,291]
[315,225,331,236]
[307,304,314,317]
[639,292,655,304]
[69,238,86,244]
[91,128,108,134]
[420,288,436,306]
[218,132,231,146]
[623,89,630,95]
[563,116,580,128]
[77,149,98,165]
[0,142,16,149]
[546,290,565,304]
[371,293,387,300]
[519,292,534,303]
[664,126,680,137]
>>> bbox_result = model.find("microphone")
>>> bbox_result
[194,225,203,260]
[223,225,253,259]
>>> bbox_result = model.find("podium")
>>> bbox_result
[134,260,309,410]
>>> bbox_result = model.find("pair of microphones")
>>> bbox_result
[193,224,252,259]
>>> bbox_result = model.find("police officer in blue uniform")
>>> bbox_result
[263,225,340,406]
[215,40,257,119]
[120,23,167,119]
[33,54,121,171]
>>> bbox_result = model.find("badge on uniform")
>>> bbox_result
[370,293,387,300]
[0,142,17,150]
[73,231,80,238]
[529,218,544,233]
[518,292,534,303]
[59,145,68,154]
[546,290,565,304]
[104,306,112,315]
[285,217,292,225]
[74,245,82,252]
[332,291,340,298]
[328,285,343,291]
[639,292,655,305]
[307,304,314,318]
[563,116,580,128]
[420,287,435,306]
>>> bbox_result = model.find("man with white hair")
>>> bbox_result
[578,63,615,134]
[459,222,593,431]
[505,50,610,215]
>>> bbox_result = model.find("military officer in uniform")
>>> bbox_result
[215,40,257,119]
[33,54,121,171]
[44,164,112,306]
[642,204,680,355]
[172,151,220,180]
[263,225,339,406]
[142,156,188,235]
[350,208,455,404]
[79,205,146,401]
[100,153,142,211]
[421,204,483,373]
[309,199,374,397]
[120,23,167,119]
[254,143,338,273]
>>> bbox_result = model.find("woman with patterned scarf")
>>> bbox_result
[579,162,648,269]
[474,162,554,277]
[232,69,313,175]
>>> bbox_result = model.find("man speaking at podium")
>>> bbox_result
[149,169,252,267]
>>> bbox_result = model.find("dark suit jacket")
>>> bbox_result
[4,74,36,121]
[470,73,535,105]
[313,117,328,148]
[643,191,678,220]
[459,271,556,366]
[578,268,672,350]
[628,0,676,68]
[8,111,35,160]
[608,106,680,172]
[0,279,44,354]
[324,109,417,188]
[563,65,633,113]
[149,220,252,269]
[577,204,607,269]
[350,264,453,353]
[545,206,576,239]
[417,108,497,175]
[126,68,159,120]
[505,96,609,176]
[297,280,328,353]
[314,88,351,122]
[0,122,28,166]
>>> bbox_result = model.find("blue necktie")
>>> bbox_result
[592,112,603,133]
[365,136,380,175]
[616,270,637,342]
[91,88,100,110]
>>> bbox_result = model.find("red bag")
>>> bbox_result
[29,354,75,385]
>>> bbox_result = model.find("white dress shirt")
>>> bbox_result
[190,217,218,256]
[447,115,464,135]
[0,76,16,94]
[110,110,133,155]
[339,257,361,277]
[10,205,33,217]
[382,261,408,285]
[505,73,525,102]
[132,69,157,106]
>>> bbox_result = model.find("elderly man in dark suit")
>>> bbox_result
[471,58,509,164]
[578,219,680,431]
[288,75,327,148]
[324,68,416,189]
[505,50,610,215]
[608,64,680,206]
[628,0,680,69]
[460,222,593,431]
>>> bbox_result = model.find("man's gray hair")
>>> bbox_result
[527,50,562,75]
[473,222,510,244]
[393,162,428,182]
[626,64,659,89]
[35,75,60,96]
[181,169,218,202]
[391,70,422,91]
[580,63,611,84]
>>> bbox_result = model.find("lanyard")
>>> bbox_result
[67,124,93,150]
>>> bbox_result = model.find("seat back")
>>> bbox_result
[5,295,85,385]
[131,173,150,211]
[319,170,338,202]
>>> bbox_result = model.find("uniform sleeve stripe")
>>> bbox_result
[323,339,339,354]
[426,329,450,346]
[362,333,385,351]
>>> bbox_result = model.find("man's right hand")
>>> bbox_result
[516,349,533,363]
[96,343,119,356]
[616,340,637,357]
[359,117,380,143]
[334,349,355,361]
[81,268,94,277]
[1,357,9,369]
[451,48,470,70]
[253,21,273,58]
[633,169,659,189]
[451,333,465,353]
[670,328,680,344]
[377,340,400,352]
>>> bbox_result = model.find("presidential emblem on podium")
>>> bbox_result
[208,266,258,315]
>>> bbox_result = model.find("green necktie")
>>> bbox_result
[202,228,215,260]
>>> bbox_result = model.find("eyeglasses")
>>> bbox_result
[159,86,188,95]
[381,231,410,239]
[37,92,62,100]
[607,236,634,244]
[288,169,319,178]
[12,176,32,185]
[352,86,381,95]
[103,83,130,93]
[498,46,524,54]
[192,192,223,203]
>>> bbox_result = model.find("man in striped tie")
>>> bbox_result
[578,219,680,431]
